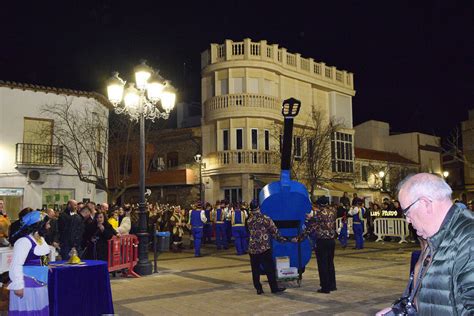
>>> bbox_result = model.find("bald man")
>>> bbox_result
[376,173,473,316]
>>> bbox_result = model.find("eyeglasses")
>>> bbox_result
[402,197,432,216]
[402,198,421,216]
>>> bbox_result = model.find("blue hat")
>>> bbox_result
[12,211,48,238]
[21,211,44,227]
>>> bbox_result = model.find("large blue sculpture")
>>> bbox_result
[259,98,312,274]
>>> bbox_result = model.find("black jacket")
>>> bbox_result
[83,221,116,261]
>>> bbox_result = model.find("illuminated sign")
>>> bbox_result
[0,188,24,196]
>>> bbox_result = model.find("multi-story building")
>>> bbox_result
[462,109,474,201]
[200,39,356,204]
[354,120,442,175]
[0,81,109,217]
[108,127,200,206]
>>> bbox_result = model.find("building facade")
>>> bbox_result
[0,81,109,218]
[354,147,419,203]
[200,39,356,204]
[462,109,474,201]
[108,127,200,207]
[354,120,442,176]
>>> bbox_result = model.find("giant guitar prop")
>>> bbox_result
[259,98,312,276]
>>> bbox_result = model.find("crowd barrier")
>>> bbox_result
[336,217,368,236]
[107,234,140,277]
[373,218,410,243]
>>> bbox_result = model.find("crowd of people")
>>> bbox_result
[0,172,473,315]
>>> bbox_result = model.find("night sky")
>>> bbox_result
[1,0,473,138]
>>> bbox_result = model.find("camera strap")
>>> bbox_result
[408,243,433,308]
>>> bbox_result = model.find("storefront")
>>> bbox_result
[0,188,24,219]
[42,188,75,211]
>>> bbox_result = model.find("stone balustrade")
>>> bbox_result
[201,39,354,89]
[217,150,277,166]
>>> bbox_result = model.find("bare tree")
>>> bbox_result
[443,126,469,164]
[362,163,409,198]
[40,97,137,203]
[271,106,342,199]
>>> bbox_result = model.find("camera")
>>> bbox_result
[384,296,417,316]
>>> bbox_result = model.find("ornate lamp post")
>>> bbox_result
[106,61,176,276]
[194,154,203,202]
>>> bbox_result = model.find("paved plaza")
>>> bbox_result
[111,240,419,315]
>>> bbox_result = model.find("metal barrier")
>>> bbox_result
[336,217,368,236]
[107,234,140,277]
[373,218,410,243]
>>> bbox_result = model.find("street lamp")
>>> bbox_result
[106,61,176,276]
[378,170,386,191]
[194,154,203,202]
[443,171,449,178]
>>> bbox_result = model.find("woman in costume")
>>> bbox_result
[8,210,50,315]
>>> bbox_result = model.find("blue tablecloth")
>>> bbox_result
[48,260,114,316]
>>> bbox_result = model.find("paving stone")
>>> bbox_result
[112,241,419,315]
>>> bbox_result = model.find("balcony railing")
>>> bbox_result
[217,150,277,166]
[16,143,63,167]
[202,39,354,90]
[205,93,280,111]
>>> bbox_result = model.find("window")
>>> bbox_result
[224,188,242,205]
[149,156,165,172]
[230,77,243,94]
[331,132,354,173]
[361,165,369,181]
[42,188,75,211]
[207,77,214,99]
[307,139,314,158]
[96,151,104,170]
[264,130,270,151]
[219,79,228,95]
[264,79,273,96]
[251,129,258,150]
[23,117,54,165]
[247,78,259,93]
[167,152,179,168]
[236,129,243,150]
[120,155,132,175]
[223,129,229,151]
[294,136,302,160]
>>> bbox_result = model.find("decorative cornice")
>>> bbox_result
[0,80,112,109]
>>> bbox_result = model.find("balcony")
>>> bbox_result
[201,39,354,91]
[204,93,281,121]
[206,150,279,175]
[15,143,63,168]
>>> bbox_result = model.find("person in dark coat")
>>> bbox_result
[83,211,117,261]
[57,199,78,260]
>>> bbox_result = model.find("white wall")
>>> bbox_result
[354,120,389,151]
[0,87,109,210]
[354,120,442,176]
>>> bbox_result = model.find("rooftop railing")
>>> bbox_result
[201,39,354,90]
